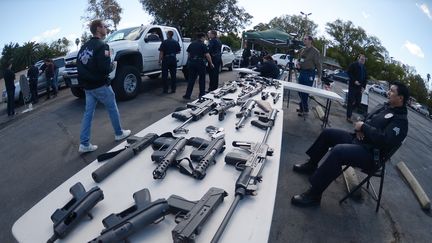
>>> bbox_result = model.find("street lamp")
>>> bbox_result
[300,11,312,37]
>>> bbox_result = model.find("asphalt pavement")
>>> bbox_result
[1,72,431,243]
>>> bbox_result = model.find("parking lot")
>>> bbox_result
[1,73,432,242]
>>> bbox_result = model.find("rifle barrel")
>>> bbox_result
[211,195,241,243]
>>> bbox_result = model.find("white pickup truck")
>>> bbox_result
[63,25,191,100]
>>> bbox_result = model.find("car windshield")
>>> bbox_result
[105,27,144,42]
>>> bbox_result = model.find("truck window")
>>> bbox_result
[146,28,163,42]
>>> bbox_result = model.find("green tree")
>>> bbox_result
[140,0,252,37]
[83,0,123,30]
[219,32,242,50]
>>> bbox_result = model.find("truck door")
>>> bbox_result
[140,27,163,72]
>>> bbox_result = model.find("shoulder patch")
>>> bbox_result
[393,127,400,136]
[385,113,393,119]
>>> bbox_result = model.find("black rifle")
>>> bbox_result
[88,188,170,243]
[212,82,237,98]
[92,133,158,183]
[172,97,217,134]
[151,132,188,179]
[169,187,227,242]
[89,187,227,243]
[251,108,278,130]
[209,98,236,121]
[187,136,226,179]
[47,182,104,243]
[211,107,278,243]
[235,99,256,129]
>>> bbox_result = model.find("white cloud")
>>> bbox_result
[361,11,370,19]
[416,3,432,20]
[403,40,425,58]
[31,27,61,43]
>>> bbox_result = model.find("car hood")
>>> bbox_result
[107,40,139,52]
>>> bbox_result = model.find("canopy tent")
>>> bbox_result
[242,28,294,48]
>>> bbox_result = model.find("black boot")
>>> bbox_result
[291,188,322,207]
[293,161,317,174]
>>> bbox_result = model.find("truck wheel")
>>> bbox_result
[70,87,85,98]
[112,65,141,100]
[148,73,160,79]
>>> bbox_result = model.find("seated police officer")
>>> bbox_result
[291,81,409,207]
[255,55,280,79]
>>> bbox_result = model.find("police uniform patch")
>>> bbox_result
[384,113,393,119]
[393,127,400,136]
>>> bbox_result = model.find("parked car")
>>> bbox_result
[329,70,350,83]
[1,57,66,103]
[220,44,235,71]
[369,84,388,97]
[232,49,260,67]
[413,104,430,117]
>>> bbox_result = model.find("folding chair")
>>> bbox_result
[339,142,403,213]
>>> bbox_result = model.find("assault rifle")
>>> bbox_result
[237,83,264,104]
[151,132,188,179]
[209,98,236,121]
[89,187,227,243]
[252,108,278,130]
[211,106,278,243]
[212,81,237,98]
[235,99,256,129]
[92,133,158,183]
[187,136,226,179]
[47,182,104,243]
[172,97,217,134]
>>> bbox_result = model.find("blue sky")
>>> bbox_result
[1,0,431,85]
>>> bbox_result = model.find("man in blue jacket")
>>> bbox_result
[77,19,130,153]
[291,81,409,207]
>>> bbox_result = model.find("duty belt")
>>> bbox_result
[190,57,205,61]
[164,53,177,57]
[300,68,315,72]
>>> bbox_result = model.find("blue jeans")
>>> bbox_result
[80,85,123,146]
[298,69,315,112]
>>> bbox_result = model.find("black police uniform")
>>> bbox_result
[27,65,39,103]
[77,37,112,90]
[207,37,222,92]
[347,61,367,119]
[3,67,15,116]
[256,61,280,79]
[184,39,209,98]
[306,103,408,194]
[159,37,181,93]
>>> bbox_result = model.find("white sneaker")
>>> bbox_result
[115,129,131,141]
[79,144,98,153]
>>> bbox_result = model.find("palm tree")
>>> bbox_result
[18,41,39,67]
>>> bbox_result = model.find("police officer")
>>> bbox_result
[159,30,181,93]
[27,63,39,104]
[77,19,130,153]
[3,62,16,116]
[207,30,222,92]
[255,55,280,79]
[291,81,409,207]
[296,35,322,116]
[346,54,367,122]
[183,32,214,99]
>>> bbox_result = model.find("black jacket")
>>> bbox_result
[356,103,408,158]
[347,61,367,89]
[77,37,112,90]
[256,61,280,79]
[3,68,15,90]
[27,65,39,80]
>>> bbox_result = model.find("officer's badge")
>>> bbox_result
[393,127,400,136]
[78,48,93,65]
[384,113,393,119]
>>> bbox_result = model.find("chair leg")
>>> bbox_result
[375,169,385,213]
[339,175,372,204]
